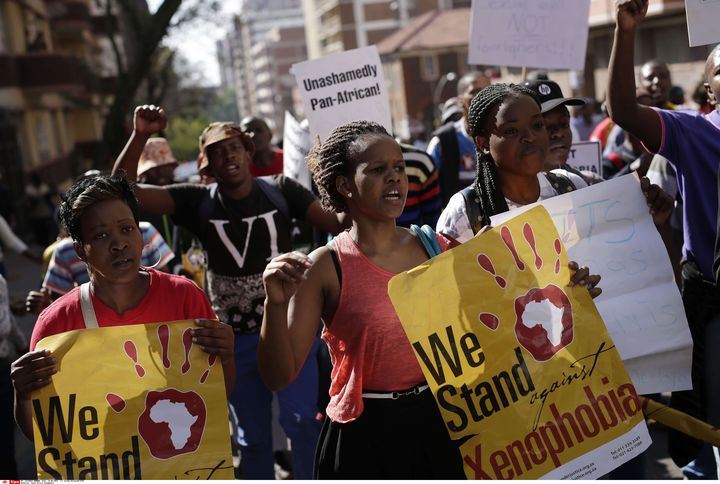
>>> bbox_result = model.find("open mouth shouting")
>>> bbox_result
[382,189,405,205]
[223,162,241,176]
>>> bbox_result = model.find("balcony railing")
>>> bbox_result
[0,53,87,90]
[49,1,92,26]
[19,53,86,88]
[91,14,119,35]
[0,55,21,88]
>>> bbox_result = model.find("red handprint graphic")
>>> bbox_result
[104,324,218,459]
[477,222,574,362]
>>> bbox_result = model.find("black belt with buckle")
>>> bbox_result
[361,383,430,400]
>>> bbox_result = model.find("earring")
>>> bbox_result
[347,192,352,198]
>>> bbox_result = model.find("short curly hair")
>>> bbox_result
[59,173,140,242]
[306,120,391,213]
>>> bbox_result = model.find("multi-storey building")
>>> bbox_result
[586,0,712,99]
[380,1,716,139]
[217,35,237,90]
[251,25,307,133]
[0,0,122,201]
[302,0,471,59]
[222,0,306,129]
[378,7,472,140]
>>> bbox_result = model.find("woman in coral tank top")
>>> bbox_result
[257,121,598,478]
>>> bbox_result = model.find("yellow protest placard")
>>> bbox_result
[388,206,650,479]
[33,320,233,480]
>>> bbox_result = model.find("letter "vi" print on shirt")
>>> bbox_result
[209,210,280,269]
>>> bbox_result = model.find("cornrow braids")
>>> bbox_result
[306,120,391,213]
[466,83,540,227]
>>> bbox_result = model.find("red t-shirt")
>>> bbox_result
[30,269,216,350]
[249,148,283,176]
[589,117,615,150]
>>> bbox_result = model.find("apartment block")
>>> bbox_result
[217,35,237,90]
[585,0,713,100]
[251,25,307,134]
[303,0,471,59]
[0,0,120,203]
[223,0,306,127]
[380,1,716,139]
[378,7,472,140]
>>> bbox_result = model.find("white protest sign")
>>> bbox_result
[685,0,720,47]
[469,0,591,70]
[491,174,692,395]
[292,46,392,142]
[282,112,313,190]
[567,140,602,177]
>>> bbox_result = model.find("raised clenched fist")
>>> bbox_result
[133,104,167,136]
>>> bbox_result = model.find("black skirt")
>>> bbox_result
[314,388,466,479]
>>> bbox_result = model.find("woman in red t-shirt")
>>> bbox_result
[11,174,235,439]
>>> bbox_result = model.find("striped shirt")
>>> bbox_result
[43,222,174,295]
[397,144,443,228]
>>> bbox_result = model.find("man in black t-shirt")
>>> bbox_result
[113,105,346,480]
[170,174,315,331]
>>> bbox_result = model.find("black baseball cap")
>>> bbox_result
[523,80,586,113]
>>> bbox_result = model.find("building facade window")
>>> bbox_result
[0,13,7,53]
[420,54,439,81]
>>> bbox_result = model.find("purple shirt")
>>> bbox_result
[654,108,720,280]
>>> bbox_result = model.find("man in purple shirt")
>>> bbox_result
[608,0,720,477]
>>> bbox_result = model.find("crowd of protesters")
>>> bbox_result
[3,0,720,479]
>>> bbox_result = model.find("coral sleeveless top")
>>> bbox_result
[322,230,450,423]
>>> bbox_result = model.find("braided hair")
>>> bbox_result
[306,120,391,213]
[466,83,540,227]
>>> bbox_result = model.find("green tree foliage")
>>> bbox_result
[166,116,208,162]
[165,86,240,161]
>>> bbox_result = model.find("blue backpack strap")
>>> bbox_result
[421,225,442,256]
[256,176,290,221]
[411,224,442,258]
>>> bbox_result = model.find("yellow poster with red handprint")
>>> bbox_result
[388,206,650,480]
[32,321,233,480]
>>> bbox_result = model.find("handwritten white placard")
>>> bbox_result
[567,140,602,177]
[292,46,392,142]
[685,0,720,47]
[468,0,591,70]
[282,112,313,191]
[491,174,692,394]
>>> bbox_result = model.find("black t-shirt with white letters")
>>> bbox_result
[169,176,316,333]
